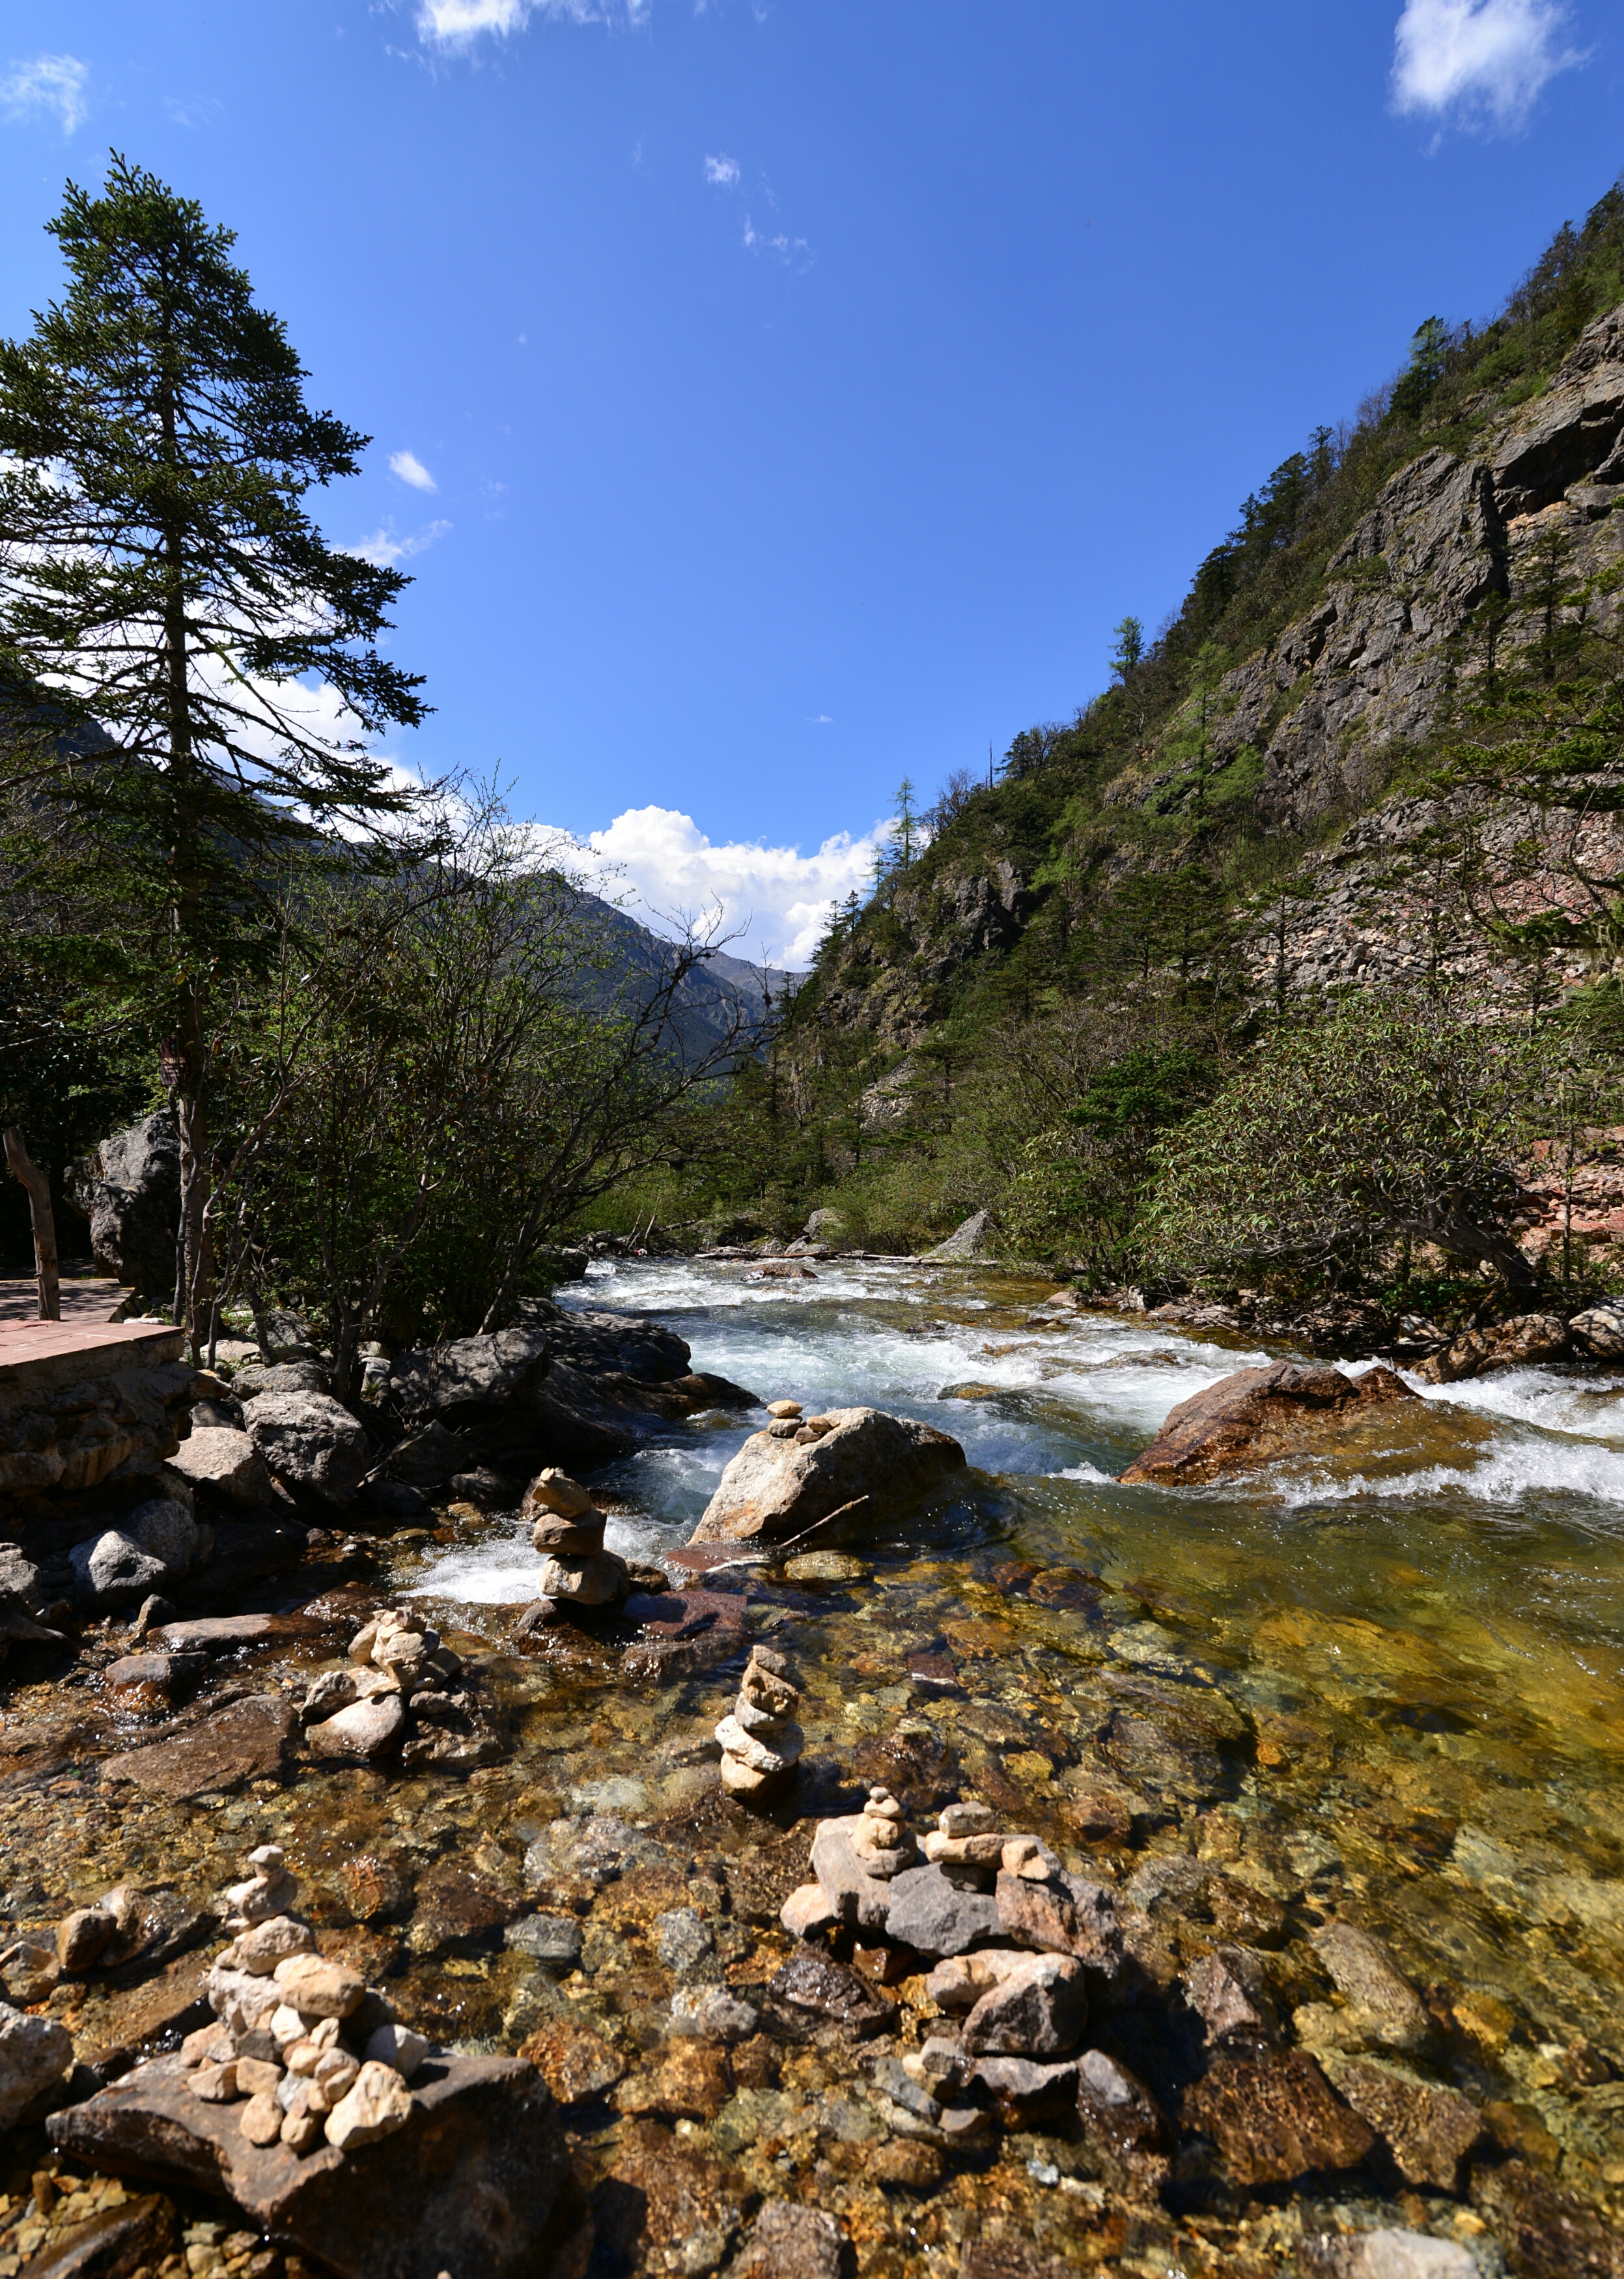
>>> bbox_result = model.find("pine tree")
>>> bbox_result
[0,158,427,1350]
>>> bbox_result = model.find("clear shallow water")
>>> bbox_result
[410,1254,1624,1788]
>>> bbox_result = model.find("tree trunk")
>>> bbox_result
[3,1127,61,1321]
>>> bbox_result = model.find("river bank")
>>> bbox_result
[3,1257,1623,2276]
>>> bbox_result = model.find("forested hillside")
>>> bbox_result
[646,177,1624,1312]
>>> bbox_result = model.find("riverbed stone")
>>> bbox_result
[882,1863,1001,1957]
[1320,2052,1485,2190]
[104,1649,208,1705]
[517,2014,626,2104]
[690,1404,966,1544]
[1300,2231,1478,2279]
[1309,1921,1431,2052]
[729,2198,845,2279]
[48,2050,572,2279]
[103,1693,297,1800]
[1181,2049,1376,2185]
[1184,1943,1280,2046]
[768,1946,898,2035]
[305,1693,405,1762]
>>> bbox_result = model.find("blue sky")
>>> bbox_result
[1,0,1619,961]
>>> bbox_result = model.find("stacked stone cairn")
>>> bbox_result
[780,1791,1126,2121]
[715,1645,804,1798]
[297,1606,485,1768]
[188,1847,434,2156]
[524,1467,630,1615]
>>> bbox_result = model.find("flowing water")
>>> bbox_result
[405,1259,1624,2146]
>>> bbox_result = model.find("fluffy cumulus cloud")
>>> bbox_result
[1391,0,1584,127]
[348,518,451,568]
[704,152,740,187]
[389,449,437,492]
[1,53,88,135]
[417,0,647,44]
[572,805,893,970]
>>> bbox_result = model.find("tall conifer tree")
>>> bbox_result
[0,158,427,1350]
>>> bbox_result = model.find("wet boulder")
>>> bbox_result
[242,1391,371,1508]
[688,1404,966,1544]
[1120,1361,1418,1486]
[1181,2048,1375,2186]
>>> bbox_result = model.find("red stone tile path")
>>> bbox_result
[0,1275,128,1325]
[0,1314,184,1383]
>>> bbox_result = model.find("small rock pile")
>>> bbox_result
[780,1788,1122,2108]
[298,1610,496,1770]
[193,1847,432,2157]
[714,1645,804,1798]
[524,1467,630,1613]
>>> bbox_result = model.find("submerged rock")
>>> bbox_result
[689,1404,966,1544]
[1120,1360,1418,1485]
[1181,2048,1375,2185]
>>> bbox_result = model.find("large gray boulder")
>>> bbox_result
[923,1209,992,1261]
[385,1329,552,1423]
[0,2000,74,2130]
[242,1391,370,1508]
[166,1425,274,1507]
[690,1405,966,1544]
[63,1111,180,1299]
[69,1495,212,1605]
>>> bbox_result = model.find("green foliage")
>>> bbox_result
[1144,995,1549,1292]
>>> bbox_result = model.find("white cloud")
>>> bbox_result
[389,449,437,492]
[1391,0,1583,126]
[1,53,88,135]
[417,0,649,44]
[570,804,891,969]
[347,518,451,567]
[742,214,811,265]
[704,152,740,187]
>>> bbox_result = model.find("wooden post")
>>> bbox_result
[3,1127,61,1321]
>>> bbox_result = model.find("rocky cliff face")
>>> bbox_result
[805,303,1624,1058]
[1211,306,1624,833]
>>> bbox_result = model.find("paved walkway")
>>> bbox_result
[0,1275,129,1325]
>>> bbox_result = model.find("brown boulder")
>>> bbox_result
[101,1694,296,1800]
[1121,1361,1417,1486]
[48,2050,572,2279]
